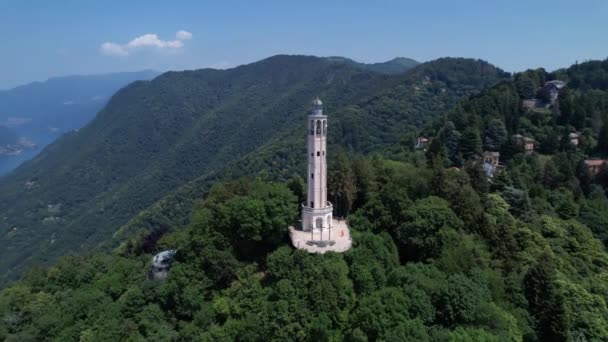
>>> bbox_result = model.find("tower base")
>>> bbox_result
[289,218,352,254]
[301,203,333,231]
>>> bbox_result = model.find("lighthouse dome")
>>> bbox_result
[310,97,323,115]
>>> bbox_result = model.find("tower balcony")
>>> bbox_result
[301,201,333,215]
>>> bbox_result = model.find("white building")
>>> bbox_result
[149,250,176,280]
[301,98,333,231]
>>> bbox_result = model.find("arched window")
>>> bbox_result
[316,120,321,135]
[310,120,315,135]
[323,120,327,135]
[316,217,323,229]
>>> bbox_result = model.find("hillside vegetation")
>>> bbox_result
[1,58,608,340]
[2,152,608,340]
[0,55,506,284]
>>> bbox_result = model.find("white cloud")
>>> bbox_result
[101,42,128,57]
[100,30,193,57]
[176,30,192,41]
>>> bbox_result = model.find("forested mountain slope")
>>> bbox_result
[2,59,608,341]
[0,55,506,285]
[325,56,420,74]
[110,57,506,249]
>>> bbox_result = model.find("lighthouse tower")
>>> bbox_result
[301,97,333,231]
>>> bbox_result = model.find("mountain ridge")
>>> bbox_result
[0,55,506,285]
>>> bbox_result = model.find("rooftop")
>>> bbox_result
[152,250,176,268]
[584,159,607,166]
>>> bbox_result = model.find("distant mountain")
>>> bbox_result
[0,55,507,285]
[0,70,159,175]
[325,56,419,74]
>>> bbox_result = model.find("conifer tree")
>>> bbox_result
[598,123,608,157]
[523,254,572,342]
[459,128,482,160]
[328,151,357,218]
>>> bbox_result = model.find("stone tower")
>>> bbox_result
[301,97,333,231]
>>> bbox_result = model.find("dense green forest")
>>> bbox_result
[2,153,608,340]
[1,58,608,341]
[0,55,506,285]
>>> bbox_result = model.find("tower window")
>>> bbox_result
[317,151,320,156]
[311,201,314,208]
[322,151,325,156]
[316,120,321,135]
[311,173,314,179]
[311,153,314,157]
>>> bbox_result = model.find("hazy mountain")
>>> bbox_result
[0,55,507,284]
[0,70,159,175]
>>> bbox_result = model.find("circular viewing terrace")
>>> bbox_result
[289,218,352,254]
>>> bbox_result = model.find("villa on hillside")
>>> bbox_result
[512,134,535,154]
[569,132,581,146]
[522,80,566,110]
[483,151,501,177]
[584,159,607,175]
[415,136,429,150]
[522,99,543,110]
[543,80,567,105]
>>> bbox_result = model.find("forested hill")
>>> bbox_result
[0,55,507,285]
[421,58,608,245]
[2,59,608,341]
[325,56,420,74]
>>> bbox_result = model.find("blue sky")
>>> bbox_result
[1,0,607,89]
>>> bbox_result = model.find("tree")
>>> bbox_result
[287,176,306,205]
[439,173,483,230]
[438,121,461,163]
[458,128,482,160]
[425,138,447,168]
[433,274,490,326]
[329,151,357,218]
[464,160,490,196]
[396,197,463,261]
[484,119,508,151]
[350,287,416,340]
[500,186,531,217]
[523,253,572,342]
[515,75,537,99]
[543,159,561,189]
[556,191,578,220]
[215,181,298,259]
[352,158,376,211]
[598,123,608,157]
